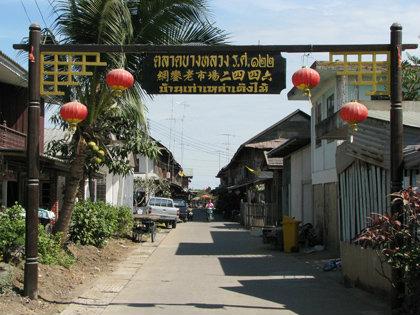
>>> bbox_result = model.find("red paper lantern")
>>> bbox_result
[60,101,88,128]
[106,68,134,92]
[339,101,368,131]
[292,67,320,92]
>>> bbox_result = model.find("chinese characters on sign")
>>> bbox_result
[140,52,286,94]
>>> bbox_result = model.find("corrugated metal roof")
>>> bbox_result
[245,138,287,149]
[267,156,283,167]
[0,51,27,87]
[404,145,420,169]
[268,138,311,158]
[368,110,420,128]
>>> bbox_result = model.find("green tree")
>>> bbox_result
[48,0,227,241]
[402,53,420,101]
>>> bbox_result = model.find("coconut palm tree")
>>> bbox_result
[49,0,227,240]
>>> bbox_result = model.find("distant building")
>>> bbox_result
[134,138,192,203]
[217,110,310,227]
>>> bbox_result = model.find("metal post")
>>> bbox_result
[390,23,403,194]
[24,23,41,299]
[389,22,404,311]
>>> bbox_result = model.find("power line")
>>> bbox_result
[34,0,48,28]
[20,0,32,24]
[150,124,229,156]
[47,0,59,19]
[150,128,228,159]
[221,133,236,162]
[151,128,229,158]
[149,123,229,156]
[151,120,227,153]
[149,118,227,151]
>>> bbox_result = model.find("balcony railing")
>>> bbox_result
[0,124,26,150]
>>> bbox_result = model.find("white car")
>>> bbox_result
[139,197,179,228]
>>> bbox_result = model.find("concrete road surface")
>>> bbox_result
[102,213,388,315]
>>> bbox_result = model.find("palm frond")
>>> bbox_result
[161,21,229,45]
[128,0,221,44]
[53,0,133,46]
[119,82,148,125]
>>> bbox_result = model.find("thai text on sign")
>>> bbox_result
[140,52,286,94]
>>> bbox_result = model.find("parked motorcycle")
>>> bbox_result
[206,208,214,222]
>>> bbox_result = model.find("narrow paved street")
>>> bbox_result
[100,212,387,315]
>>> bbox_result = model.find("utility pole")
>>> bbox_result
[25,23,41,299]
[221,133,235,163]
[178,101,189,166]
[167,98,176,178]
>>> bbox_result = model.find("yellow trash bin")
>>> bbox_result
[282,216,300,253]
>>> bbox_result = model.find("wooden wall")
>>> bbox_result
[0,82,45,152]
[339,160,389,241]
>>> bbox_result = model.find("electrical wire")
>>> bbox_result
[150,126,229,158]
[34,0,48,28]
[20,0,32,24]
[149,118,228,152]
[150,124,228,155]
[150,124,230,157]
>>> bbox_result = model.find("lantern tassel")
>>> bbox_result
[349,123,358,133]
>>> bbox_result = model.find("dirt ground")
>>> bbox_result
[0,238,139,315]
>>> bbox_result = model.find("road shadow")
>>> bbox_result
[212,222,243,230]
[175,231,253,255]
[109,302,284,311]
[176,230,270,256]
[190,208,224,223]
[41,298,284,311]
[218,256,309,276]
[222,278,388,315]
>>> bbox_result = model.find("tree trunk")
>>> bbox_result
[88,172,95,201]
[53,138,87,243]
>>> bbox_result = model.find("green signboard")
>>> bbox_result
[140,51,286,94]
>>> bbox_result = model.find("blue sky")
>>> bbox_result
[1,0,420,188]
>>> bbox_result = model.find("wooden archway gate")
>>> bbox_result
[13,23,417,303]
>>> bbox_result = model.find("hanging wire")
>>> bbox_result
[34,0,48,28]
[20,0,32,24]
[47,0,59,19]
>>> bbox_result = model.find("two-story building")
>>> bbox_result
[288,61,420,252]
[0,51,68,217]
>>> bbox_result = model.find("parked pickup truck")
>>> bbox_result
[135,197,179,228]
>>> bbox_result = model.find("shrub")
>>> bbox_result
[70,201,133,247]
[115,206,133,238]
[0,204,74,267]
[353,187,420,313]
[38,227,75,268]
[0,204,25,263]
